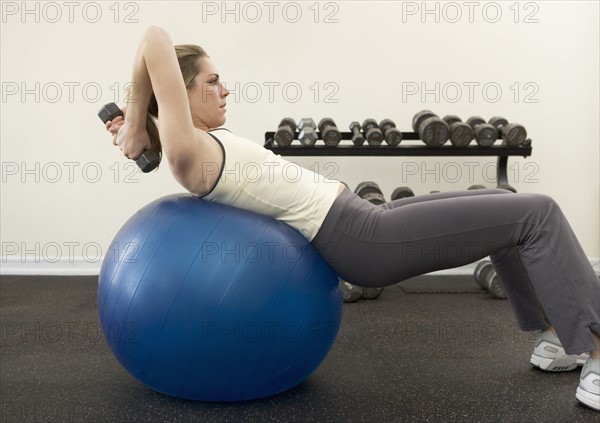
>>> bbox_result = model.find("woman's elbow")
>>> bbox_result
[145,25,166,36]
[142,25,171,45]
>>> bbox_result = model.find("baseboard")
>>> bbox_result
[0,257,102,276]
[2,256,599,278]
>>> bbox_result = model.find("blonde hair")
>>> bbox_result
[146,44,209,169]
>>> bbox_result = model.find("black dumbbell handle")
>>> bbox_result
[98,102,160,173]
[348,122,365,146]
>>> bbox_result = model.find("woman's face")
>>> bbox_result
[187,57,229,131]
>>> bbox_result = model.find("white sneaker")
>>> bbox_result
[530,330,589,372]
[576,358,600,411]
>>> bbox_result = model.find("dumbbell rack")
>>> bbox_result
[264,131,532,188]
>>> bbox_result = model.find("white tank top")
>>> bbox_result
[201,129,341,241]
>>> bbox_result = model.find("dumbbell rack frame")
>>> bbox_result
[264,131,532,188]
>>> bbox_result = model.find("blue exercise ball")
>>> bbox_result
[98,194,343,402]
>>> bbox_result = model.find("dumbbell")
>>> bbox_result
[362,119,385,146]
[340,279,363,303]
[97,102,160,173]
[340,280,383,301]
[298,118,318,147]
[274,118,297,147]
[349,121,365,146]
[466,116,497,147]
[318,118,342,147]
[391,186,415,200]
[473,260,507,299]
[379,119,403,146]
[488,117,528,147]
[412,110,449,147]
[442,115,474,147]
[355,181,386,205]
[362,286,384,300]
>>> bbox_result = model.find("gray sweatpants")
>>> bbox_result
[310,186,600,354]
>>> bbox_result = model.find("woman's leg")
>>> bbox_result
[311,187,599,354]
[375,189,552,332]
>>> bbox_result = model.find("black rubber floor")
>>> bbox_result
[1,275,597,423]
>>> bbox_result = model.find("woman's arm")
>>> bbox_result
[124,32,153,132]
[125,26,216,195]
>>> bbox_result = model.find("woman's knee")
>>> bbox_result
[520,193,560,210]
[514,193,563,227]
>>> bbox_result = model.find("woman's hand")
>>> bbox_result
[105,108,152,161]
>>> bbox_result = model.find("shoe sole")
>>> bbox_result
[576,386,600,411]
[530,353,580,372]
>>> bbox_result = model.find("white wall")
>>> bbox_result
[1,1,598,274]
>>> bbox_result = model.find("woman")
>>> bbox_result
[106,26,599,410]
